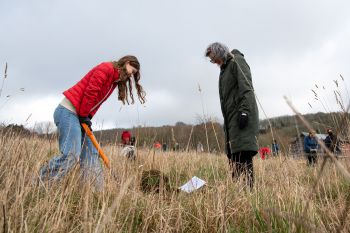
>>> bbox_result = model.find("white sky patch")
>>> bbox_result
[91,89,181,129]
[0,95,61,128]
[253,30,350,118]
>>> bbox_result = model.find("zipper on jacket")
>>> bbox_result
[88,82,116,114]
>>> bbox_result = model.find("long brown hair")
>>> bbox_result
[112,55,146,105]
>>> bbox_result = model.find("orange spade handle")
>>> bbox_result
[81,123,110,169]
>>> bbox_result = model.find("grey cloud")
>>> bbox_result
[0,0,349,128]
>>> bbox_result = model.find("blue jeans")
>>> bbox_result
[39,105,103,190]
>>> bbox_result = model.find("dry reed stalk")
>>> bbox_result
[82,185,92,233]
[263,207,325,233]
[337,186,350,232]
[198,83,210,153]
[2,203,7,233]
[0,62,7,98]
[94,177,133,233]
[210,120,221,152]
[185,125,193,152]
[301,157,328,217]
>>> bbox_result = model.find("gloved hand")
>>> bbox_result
[79,116,92,131]
[237,112,248,129]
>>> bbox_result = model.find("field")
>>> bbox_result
[1,132,350,233]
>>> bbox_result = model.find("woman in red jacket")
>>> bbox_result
[39,55,146,190]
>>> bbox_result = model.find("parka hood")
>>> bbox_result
[231,49,244,57]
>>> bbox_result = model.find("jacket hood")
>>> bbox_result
[221,50,245,71]
[231,49,244,57]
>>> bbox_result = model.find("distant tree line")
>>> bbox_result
[1,112,348,155]
[95,119,226,153]
[260,112,349,135]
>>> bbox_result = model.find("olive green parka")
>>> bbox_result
[218,49,259,154]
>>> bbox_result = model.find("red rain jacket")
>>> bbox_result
[259,147,271,160]
[63,62,119,117]
[259,147,271,155]
[121,131,131,144]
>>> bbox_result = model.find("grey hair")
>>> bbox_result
[205,42,231,63]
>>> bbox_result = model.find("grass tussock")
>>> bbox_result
[1,131,350,232]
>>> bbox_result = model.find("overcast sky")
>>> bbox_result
[0,0,349,130]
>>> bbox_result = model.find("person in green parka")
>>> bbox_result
[205,42,259,189]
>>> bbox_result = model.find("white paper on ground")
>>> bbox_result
[179,176,206,193]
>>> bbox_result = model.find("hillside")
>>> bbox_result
[94,112,350,154]
[2,111,347,155]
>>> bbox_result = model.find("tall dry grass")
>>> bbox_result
[1,129,350,232]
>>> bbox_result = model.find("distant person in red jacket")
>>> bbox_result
[120,131,136,160]
[121,130,132,145]
[154,141,162,149]
[259,147,271,160]
[39,55,146,190]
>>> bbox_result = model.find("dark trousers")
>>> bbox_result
[306,151,317,166]
[228,151,257,189]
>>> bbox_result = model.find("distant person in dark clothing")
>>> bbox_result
[205,42,259,189]
[271,139,280,156]
[130,136,136,146]
[304,130,318,166]
[324,129,341,155]
[162,143,168,152]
